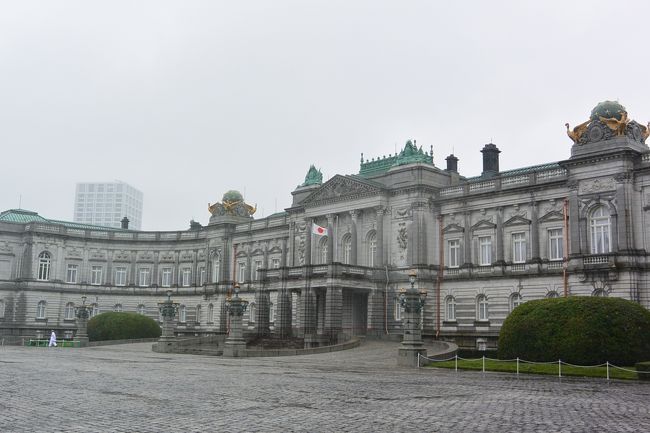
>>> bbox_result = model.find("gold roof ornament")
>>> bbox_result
[208,190,257,218]
[566,101,649,145]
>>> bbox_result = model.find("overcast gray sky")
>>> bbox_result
[1,1,649,231]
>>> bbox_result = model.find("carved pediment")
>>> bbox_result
[302,175,384,206]
[160,252,175,262]
[538,210,565,223]
[471,220,497,231]
[138,252,154,262]
[503,215,531,227]
[442,223,464,234]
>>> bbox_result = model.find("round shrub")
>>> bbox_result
[498,297,650,366]
[87,312,161,342]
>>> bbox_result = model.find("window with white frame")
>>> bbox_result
[181,267,191,287]
[238,262,247,283]
[548,228,564,261]
[510,293,523,311]
[37,252,51,281]
[342,235,352,264]
[479,236,492,266]
[138,268,151,287]
[137,304,146,315]
[207,303,214,323]
[114,267,127,286]
[477,295,489,321]
[269,302,275,322]
[271,258,280,269]
[448,239,460,268]
[113,304,122,312]
[66,264,78,283]
[0,299,4,319]
[590,206,611,254]
[319,237,328,264]
[249,302,256,323]
[196,305,202,323]
[512,232,526,263]
[64,302,75,320]
[161,267,172,287]
[199,267,206,285]
[36,300,46,319]
[179,305,186,322]
[394,299,402,321]
[254,261,262,280]
[91,266,103,285]
[213,260,220,283]
[445,296,456,321]
[368,232,377,267]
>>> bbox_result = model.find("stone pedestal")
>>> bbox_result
[75,317,89,347]
[396,275,428,368]
[223,292,248,357]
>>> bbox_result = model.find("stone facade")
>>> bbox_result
[1,102,649,350]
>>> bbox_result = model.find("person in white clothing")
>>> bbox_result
[48,330,57,347]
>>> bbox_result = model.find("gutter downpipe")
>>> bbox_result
[436,214,443,339]
[562,198,569,298]
[384,265,389,335]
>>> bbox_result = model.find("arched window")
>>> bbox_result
[367,232,377,267]
[342,235,352,264]
[510,293,523,311]
[249,302,256,323]
[213,259,221,283]
[179,305,186,322]
[445,296,456,321]
[477,295,489,321]
[196,305,202,323]
[137,304,146,315]
[0,299,5,319]
[37,252,51,281]
[113,304,122,312]
[207,303,214,323]
[64,302,75,320]
[36,300,46,319]
[319,237,328,264]
[590,206,611,254]
[546,291,559,299]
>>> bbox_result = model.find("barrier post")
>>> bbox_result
[558,359,562,378]
[482,356,485,373]
[417,354,420,369]
[455,354,458,372]
[606,361,609,381]
[516,357,519,376]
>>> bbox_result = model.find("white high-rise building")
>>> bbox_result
[73,181,143,230]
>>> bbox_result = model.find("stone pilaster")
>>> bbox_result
[350,210,358,265]
[568,185,581,255]
[300,286,317,340]
[304,219,312,266]
[326,214,334,264]
[463,212,472,265]
[530,201,540,261]
[254,289,270,337]
[367,290,385,335]
[376,207,385,266]
[275,288,292,338]
[496,207,504,264]
[324,285,342,342]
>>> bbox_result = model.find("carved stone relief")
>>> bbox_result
[579,178,616,195]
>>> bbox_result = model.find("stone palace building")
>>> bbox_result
[1,101,649,350]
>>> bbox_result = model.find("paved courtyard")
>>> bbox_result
[1,340,649,433]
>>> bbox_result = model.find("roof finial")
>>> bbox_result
[430,145,433,156]
[360,152,364,163]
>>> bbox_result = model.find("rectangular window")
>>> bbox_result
[199,267,206,286]
[238,262,246,283]
[448,239,460,268]
[161,268,172,287]
[213,261,220,283]
[114,267,127,286]
[139,268,151,287]
[91,266,103,285]
[181,268,191,287]
[512,232,526,263]
[272,258,280,269]
[66,264,78,283]
[479,236,492,266]
[548,228,563,261]
[254,260,262,280]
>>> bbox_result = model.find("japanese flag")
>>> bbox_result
[312,223,329,236]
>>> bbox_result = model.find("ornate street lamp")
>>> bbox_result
[223,283,248,357]
[158,289,179,342]
[397,270,428,367]
[74,295,92,346]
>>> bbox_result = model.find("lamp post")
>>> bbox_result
[397,270,428,367]
[223,283,248,357]
[158,289,179,344]
[74,295,92,347]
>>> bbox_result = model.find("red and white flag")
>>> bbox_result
[312,223,329,236]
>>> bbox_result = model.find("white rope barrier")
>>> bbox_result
[418,353,650,380]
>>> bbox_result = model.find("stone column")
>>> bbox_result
[350,210,358,265]
[376,207,385,266]
[275,288,292,338]
[223,291,248,357]
[218,294,228,332]
[326,214,334,264]
[254,289,270,337]
[300,286,317,346]
[304,218,312,266]
[288,221,295,267]
[324,285,343,343]
[367,290,385,336]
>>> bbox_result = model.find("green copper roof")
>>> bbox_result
[0,209,125,231]
[465,162,562,181]
[591,100,626,121]
[359,140,433,177]
[300,165,323,187]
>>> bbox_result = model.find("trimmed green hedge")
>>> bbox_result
[498,297,650,366]
[636,361,650,381]
[87,312,161,342]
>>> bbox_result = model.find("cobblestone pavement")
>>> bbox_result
[1,340,649,433]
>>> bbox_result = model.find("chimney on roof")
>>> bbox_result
[481,143,501,178]
[445,154,459,173]
[120,216,129,230]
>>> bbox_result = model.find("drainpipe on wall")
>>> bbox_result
[384,265,389,335]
